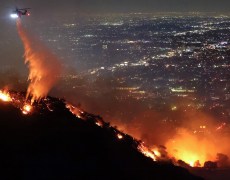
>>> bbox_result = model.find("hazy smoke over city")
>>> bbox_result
[52,74,230,167]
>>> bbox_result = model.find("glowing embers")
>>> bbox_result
[66,103,85,119]
[0,90,12,102]
[0,90,34,115]
[95,120,103,127]
[117,133,123,140]
[216,122,226,131]
[21,104,33,115]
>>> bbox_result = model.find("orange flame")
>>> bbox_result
[22,104,33,115]
[66,103,85,119]
[0,90,12,102]
[138,142,157,161]
[95,121,103,127]
[16,20,61,103]
[152,149,161,157]
[0,90,34,115]
[166,128,216,167]
[117,134,123,139]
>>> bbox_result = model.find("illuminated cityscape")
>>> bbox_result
[28,14,230,124]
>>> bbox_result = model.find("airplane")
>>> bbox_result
[10,7,31,18]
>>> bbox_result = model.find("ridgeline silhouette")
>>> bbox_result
[0,92,202,180]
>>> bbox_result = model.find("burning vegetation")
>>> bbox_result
[66,102,161,161]
[0,90,33,115]
[0,89,160,163]
[21,104,33,115]
[0,90,12,102]
[166,126,230,168]
[0,90,202,180]
[1,88,230,172]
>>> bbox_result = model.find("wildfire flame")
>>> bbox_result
[0,90,12,102]
[16,20,61,103]
[2,89,228,169]
[22,104,33,115]
[166,129,217,167]
[0,89,35,115]
[95,120,104,127]
[117,134,123,139]
[66,103,85,119]
[138,142,157,161]
[152,149,161,157]
[2,90,224,169]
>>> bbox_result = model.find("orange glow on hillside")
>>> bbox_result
[66,103,85,119]
[166,129,216,167]
[138,142,157,161]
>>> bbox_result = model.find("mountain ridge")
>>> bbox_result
[0,93,202,179]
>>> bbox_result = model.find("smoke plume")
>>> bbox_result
[16,20,61,103]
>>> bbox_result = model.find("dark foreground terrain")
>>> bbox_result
[0,96,201,180]
[191,168,230,180]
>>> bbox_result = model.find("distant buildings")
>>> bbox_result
[35,14,229,121]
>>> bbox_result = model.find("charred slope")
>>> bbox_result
[0,97,202,180]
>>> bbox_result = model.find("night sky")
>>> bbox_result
[1,0,230,15]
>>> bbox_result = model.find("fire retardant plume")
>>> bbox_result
[16,20,61,103]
